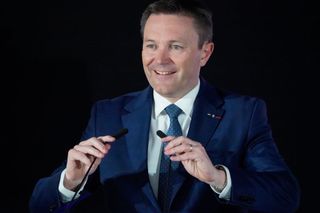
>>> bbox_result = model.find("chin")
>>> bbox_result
[157,89,177,98]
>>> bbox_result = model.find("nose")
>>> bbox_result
[155,47,171,64]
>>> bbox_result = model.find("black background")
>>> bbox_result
[2,0,312,212]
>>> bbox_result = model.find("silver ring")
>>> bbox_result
[189,144,193,152]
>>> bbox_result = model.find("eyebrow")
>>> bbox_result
[143,39,184,44]
[144,39,155,43]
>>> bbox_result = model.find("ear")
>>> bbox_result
[200,42,214,67]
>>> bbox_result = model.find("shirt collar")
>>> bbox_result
[153,79,200,118]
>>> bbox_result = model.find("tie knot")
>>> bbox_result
[165,104,182,119]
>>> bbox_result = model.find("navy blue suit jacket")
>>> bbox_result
[30,79,300,213]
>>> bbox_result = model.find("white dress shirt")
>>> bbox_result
[59,80,231,202]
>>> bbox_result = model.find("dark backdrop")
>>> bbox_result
[2,0,309,212]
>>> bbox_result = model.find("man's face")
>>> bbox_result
[142,14,213,102]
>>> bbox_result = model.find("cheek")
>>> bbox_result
[185,54,201,69]
[142,51,154,65]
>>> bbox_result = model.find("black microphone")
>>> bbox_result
[104,128,128,142]
[156,130,167,138]
[70,128,128,201]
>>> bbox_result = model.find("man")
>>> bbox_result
[29,0,300,212]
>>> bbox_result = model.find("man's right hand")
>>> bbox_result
[63,135,116,191]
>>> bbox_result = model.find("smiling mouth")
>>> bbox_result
[154,70,176,75]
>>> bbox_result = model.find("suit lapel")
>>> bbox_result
[121,87,161,211]
[187,86,225,147]
[169,78,225,207]
[122,87,153,172]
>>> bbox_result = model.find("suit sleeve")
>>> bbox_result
[29,166,65,213]
[226,99,300,212]
[29,102,100,213]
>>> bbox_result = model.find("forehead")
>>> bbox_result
[143,14,199,41]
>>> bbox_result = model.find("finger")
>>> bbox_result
[161,135,175,143]
[80,137,112,153]
[164,137,197,152]
[68,149,95,166]
[98,135,116,144]
[163,136,184,150]
[69,149,104,170]
[170,150,197,161]
[164,142,194,156]
[73,144,107,159]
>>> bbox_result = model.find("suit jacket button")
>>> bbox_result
[49,204,57,212]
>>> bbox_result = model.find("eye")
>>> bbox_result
[145,43,157,50]
[171,44,183,50]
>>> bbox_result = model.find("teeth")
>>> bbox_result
[155,70,173,75]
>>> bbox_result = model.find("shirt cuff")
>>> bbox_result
[210,165,232,200]
[58,169,87,202]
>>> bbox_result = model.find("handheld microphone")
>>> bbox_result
[71,128,128,201]
[104,128,128,142]
[156,130,167,138]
